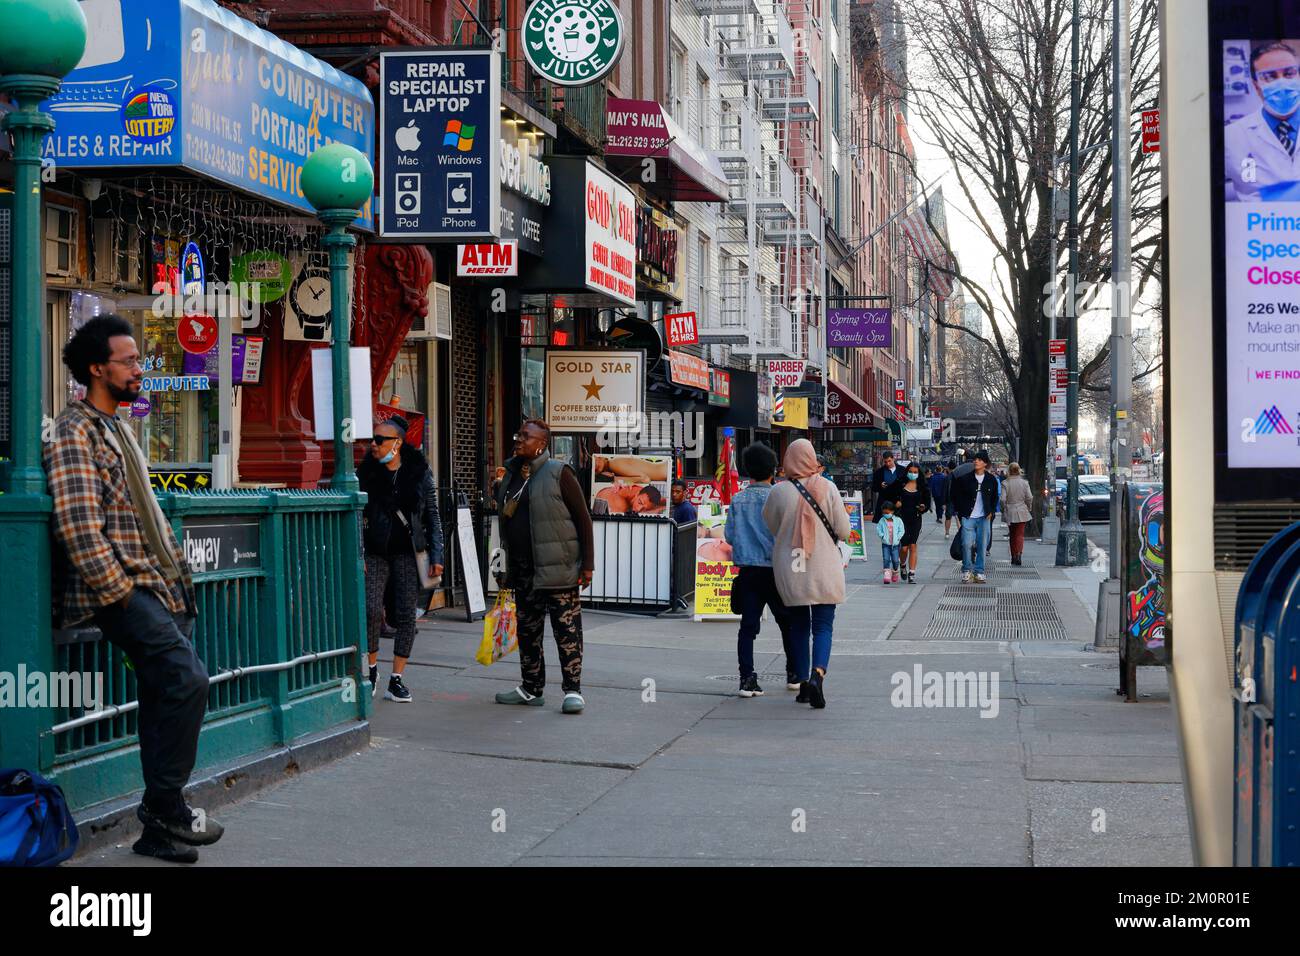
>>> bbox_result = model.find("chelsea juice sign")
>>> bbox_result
[523,0,626,87]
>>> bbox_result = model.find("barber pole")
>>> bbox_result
[773,389,785,422]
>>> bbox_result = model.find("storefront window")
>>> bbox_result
[521,348,545,421]
[135,306,215,465]
[382,345,427,411]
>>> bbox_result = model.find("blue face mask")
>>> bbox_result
[379,448,397,465]
[908,472,919,481]
[1261,77,1300,117]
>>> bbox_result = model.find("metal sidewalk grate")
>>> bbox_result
[968,622,1071,641]
[997,593,1055,608]
[934,602,994,619]
[944,585,996,597]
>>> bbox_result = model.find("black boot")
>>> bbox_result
[803,669,827,709]
[132,827,199,864]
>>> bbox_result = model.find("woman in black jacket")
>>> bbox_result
[357,416,444,702]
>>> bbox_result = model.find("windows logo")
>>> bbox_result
[1253,405,1294,435]
[443,120,476,152]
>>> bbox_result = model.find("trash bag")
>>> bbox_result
[476,590,518,666]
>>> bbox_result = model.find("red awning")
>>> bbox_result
[824,377,881,428]
[606,97,729,203]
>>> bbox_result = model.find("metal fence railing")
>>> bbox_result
[48,489,368,811]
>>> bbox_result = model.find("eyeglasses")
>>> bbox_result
[106,358,143,370]
[1258,65,1300,83]
[370,436,400,446]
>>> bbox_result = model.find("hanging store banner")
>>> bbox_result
[709,368,731,407]
[379,48,501,241]
[544,349,644,432]
[826,308,892,348]
[584,163,638,306]
[522,0,627,87]
[667,350,710,392]
[43,0,374,228]
[824,377,876,428]
[665,311,699,347]
[768,359,806,390]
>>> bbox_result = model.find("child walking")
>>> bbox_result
[877,500,905,584]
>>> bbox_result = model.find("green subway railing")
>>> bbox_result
[45,488,369,811]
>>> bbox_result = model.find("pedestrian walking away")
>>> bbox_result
[928,466,949,527]
[764,438,850,710]
[358,415,444,703]
[885,463,931,582]
[46,315,220,864]
[1000,462,1035,565]
[877,500,905,584]
[724,442,795,697]
[493,419,595,714]
[949,450,999,584]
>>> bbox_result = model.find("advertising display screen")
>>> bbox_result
[1211,3,1300,494]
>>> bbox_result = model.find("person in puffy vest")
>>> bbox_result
[493,419,594,714]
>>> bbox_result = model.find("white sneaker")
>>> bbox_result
[974,573,987,584]
[962,571,973,583]
[883,571,892,584]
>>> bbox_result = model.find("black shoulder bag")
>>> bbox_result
[790,479,849,566]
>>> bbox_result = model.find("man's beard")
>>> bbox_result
[107,380,141,404]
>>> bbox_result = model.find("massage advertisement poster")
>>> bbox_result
[694,505,739,620]
[1223,37,1300,466]
[590,454,670,517]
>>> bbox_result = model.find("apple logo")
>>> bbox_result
[451,184,468,204]
[395,119,421,151]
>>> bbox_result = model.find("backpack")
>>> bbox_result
[0,769,79,867]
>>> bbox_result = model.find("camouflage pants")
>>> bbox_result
[515,583,583,695]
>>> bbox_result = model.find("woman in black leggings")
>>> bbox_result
[885,464,932,583]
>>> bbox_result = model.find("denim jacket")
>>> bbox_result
[876,513,906,545]
[724,483,777,567]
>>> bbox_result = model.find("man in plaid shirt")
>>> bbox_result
[46,315,224,863]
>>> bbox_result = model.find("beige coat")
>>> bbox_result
[763,479,851,606]
[1001,475,1034,524]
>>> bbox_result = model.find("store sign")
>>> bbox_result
[584,163,637,306]
[232,251,292,304]
[182,518,261,574]
[141,374,211,392]
[826,308,891,348]
[768,359,806,390]
[181,242,204,297]
[176,314,218,355]
[665,311,698,347]
[895,379,907,418]
[457,242,518,277]
[824,378,874,427]
[667,350,710,391]
[43,0,374,228]
[379,49,501,240]
[522,0,626,88]
[544,349,644,432]
[150,469,213,493]
[501,116,551,206]
[637,205,682,299]
[709,368,731,407]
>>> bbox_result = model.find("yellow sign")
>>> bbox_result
[773,396,809,429]
[693,507,740,620]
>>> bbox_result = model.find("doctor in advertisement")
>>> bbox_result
[1224,42,1300,201]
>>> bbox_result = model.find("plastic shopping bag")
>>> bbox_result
[475,590,518,666]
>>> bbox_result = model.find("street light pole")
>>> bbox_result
[1109,0,1134,583]
[0,0,87,772]
[1056,0,1089,566]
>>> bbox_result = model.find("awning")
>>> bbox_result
[606,98,729,203]
[824,377,882,428]
[885,417,903,442]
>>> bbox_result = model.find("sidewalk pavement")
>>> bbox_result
[76,517,1190,867]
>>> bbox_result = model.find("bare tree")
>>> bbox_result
[864,0,1161,530]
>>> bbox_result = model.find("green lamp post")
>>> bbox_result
[0,0,87,771]
[300,143,374,493]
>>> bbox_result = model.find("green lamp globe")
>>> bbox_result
[301,144,374,212]
[0,0,87,79]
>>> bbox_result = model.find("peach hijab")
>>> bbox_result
[783,438,830,556]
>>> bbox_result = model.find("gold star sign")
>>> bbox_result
[583,377,604,399]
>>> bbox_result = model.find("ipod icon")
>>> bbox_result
[395,173,421,215]
[446,173,473,215]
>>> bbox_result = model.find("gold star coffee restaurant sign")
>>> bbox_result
[544,349,644,432]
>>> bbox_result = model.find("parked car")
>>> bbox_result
[1054,477,1112,521]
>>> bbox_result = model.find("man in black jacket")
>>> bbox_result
[948,450,999,583]
[357,416,444,701]
[871,450,903,522]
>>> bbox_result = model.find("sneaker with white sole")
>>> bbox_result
[883,570,892,585]
[738,673,764,698]
[974,573,987,584]
[962,571,973,583]
[384,674,412,702]
[562,692,585,714]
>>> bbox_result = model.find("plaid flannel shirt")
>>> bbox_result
[43,400,195,627]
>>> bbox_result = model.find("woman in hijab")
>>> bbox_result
[762,439,851,709]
